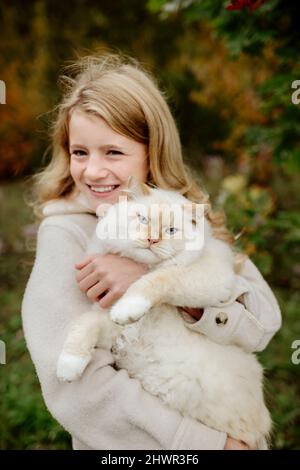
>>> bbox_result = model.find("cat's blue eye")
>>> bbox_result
[165,227,177,235]
[137,214,148,224]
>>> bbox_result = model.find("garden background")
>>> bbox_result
[0,0,299,449]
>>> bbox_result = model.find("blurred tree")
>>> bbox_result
[148,0,300,172]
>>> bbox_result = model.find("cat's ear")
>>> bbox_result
[122,176,151,200]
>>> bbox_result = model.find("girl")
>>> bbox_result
[22,52,281,450]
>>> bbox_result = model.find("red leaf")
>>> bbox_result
[226,0,265,11]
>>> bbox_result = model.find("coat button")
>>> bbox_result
[215,312,228,325]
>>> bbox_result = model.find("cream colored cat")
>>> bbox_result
[56,177,271,449]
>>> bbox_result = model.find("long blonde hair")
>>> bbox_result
[27,50,234,245]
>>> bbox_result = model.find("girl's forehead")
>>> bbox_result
[69,109,139,148]
[69,110,116,138]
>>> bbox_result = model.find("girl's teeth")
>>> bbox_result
[90,185,116,193]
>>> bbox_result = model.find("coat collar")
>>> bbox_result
[42,189,96,217]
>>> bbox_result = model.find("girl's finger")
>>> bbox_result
[74,255,94,269]
[98,290,119,309]
[75,263,94,283]
[86,280,110,302]
[75,260,90,269]
[78,272,99,292]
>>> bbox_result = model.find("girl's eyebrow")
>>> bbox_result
[69,144,87,150]
[69,143,125,150]
[99,144,124,150]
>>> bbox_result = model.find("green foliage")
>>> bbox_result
[218,179,300,287]
[259,289,300,450]
[147,0,300,172]
[254,75,300,171]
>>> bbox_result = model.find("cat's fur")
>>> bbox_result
[56,178,271,449]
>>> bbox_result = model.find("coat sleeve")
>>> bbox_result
[21,219,227,450]
[181,258,282,353]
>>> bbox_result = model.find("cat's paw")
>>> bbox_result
[56,352,91,382]
[110,295,151,325]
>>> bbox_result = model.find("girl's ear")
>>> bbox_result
[121,175,151,200]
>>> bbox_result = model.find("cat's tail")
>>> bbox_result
[247,406,272,450]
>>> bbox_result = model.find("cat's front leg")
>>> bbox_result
[110,272,166,325]
[110,256,235,325]
[110,292,152,325]
[57,308,115,382]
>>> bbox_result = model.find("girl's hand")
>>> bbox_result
[75,253,149,309]
[224,437,250,450]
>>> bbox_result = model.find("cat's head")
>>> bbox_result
[95,177,211,265]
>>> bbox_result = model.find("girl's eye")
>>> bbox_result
[165,227,177,235]
[107,150,122,155]
[137,214,148,224]
[72,150,87,157]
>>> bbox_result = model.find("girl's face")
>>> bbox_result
[69,109,149,211]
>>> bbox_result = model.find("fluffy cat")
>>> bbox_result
[56,177,271,449]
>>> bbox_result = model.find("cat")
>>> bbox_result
[56,177,271,449]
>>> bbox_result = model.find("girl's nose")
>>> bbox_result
[84,154,110,179]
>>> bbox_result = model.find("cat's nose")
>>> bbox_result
[148,238,159,245]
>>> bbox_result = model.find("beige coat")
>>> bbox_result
[21,192,281,450]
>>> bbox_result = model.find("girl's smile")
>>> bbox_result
[69,109,149,211]
[87,183,120,199]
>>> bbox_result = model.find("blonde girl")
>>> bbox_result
[22,52,281,450]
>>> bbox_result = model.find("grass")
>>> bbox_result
[0,179,299,449]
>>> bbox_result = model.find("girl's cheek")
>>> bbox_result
[70,161,82,182]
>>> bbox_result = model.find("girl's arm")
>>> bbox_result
[21,218,228,450]
[181,258,282,353]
